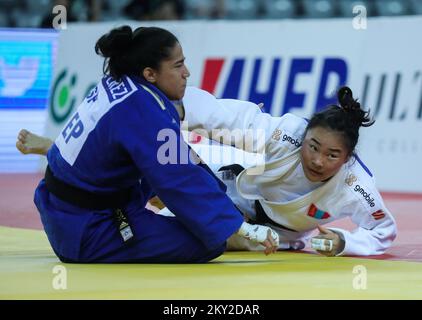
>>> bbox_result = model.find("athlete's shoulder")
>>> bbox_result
[343,157,383,212]
[270,113,307,147]
[100,75,140,105]
[106,76,174,116]
[277,113,307,128]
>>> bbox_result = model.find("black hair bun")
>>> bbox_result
[338,86,360,111]
[337,86,374,128]
[95,25,133,58]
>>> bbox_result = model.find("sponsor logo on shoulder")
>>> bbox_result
[271,129,282,141]
[271,130,301,147]
[354,185,375,207]
[345,173,358,186]
[282,134,301,147]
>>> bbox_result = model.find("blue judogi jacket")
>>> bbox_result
[38,75,243,261]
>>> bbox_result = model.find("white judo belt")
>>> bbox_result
[311,238,333,252]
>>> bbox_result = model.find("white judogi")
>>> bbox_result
[168,87,397,256]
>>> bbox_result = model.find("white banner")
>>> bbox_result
[44,17,422,192]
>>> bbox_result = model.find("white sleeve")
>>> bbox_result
[182,86,282,154]
[328,190,397,256]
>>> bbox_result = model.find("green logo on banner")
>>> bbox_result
[50,69,77,124]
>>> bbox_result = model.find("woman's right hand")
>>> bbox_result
[260,228,279,255]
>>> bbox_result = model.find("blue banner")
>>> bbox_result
[0,29,58,109]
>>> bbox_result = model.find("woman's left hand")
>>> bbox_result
[311,225,345,257]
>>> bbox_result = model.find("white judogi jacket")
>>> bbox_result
[179,87,397,256]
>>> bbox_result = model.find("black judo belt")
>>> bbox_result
[219,164,297,233]
[44,165,135,243]
[254,200,297,232]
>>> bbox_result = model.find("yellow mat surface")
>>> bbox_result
[1,226,421,300]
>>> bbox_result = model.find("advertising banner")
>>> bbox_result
[45,17,422,192]
[0,28,58,172]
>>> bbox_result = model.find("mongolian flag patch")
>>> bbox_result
[371,209,385,220]
[308,204,331,219]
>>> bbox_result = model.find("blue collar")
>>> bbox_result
[129,75,181,123]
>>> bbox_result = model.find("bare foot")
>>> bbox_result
[16,129,53,156]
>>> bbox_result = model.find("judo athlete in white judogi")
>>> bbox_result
[172,86,397,257]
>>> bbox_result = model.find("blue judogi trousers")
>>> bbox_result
[35,180,227,263]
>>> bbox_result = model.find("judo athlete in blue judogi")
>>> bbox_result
[32,26,279,263]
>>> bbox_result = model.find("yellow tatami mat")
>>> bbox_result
[1,226,421,300]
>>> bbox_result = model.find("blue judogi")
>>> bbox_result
[34,75,244,263]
